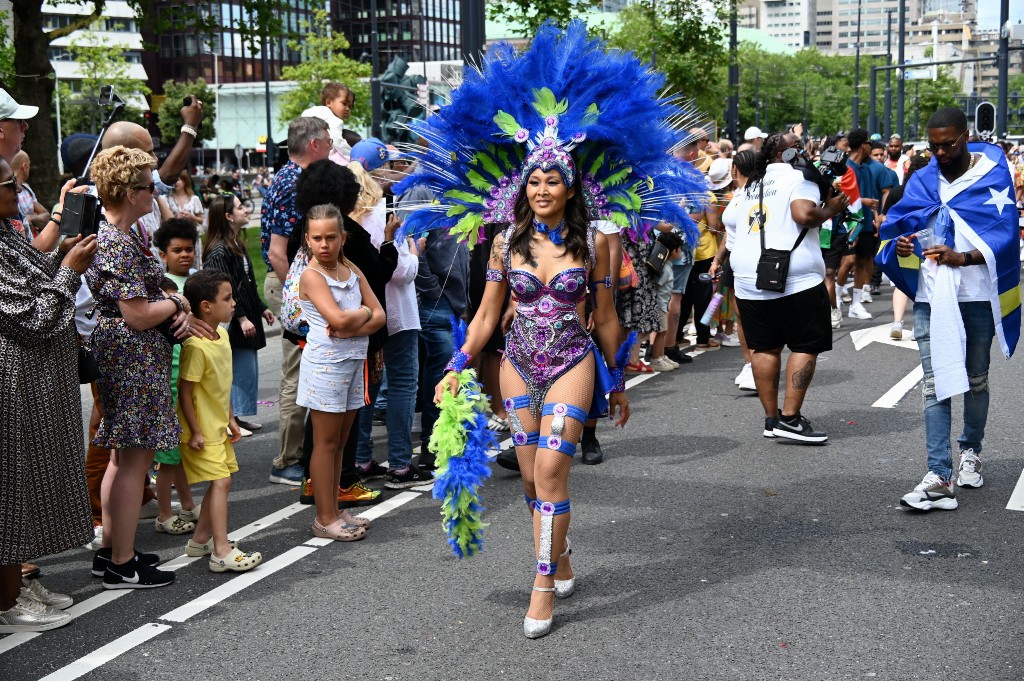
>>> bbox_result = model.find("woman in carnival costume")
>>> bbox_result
[398,20,706,639]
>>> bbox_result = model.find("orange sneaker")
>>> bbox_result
[337,481,381,507]
[299,477,314,505]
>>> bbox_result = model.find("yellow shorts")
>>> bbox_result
[180,440,238,485]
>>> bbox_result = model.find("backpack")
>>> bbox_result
[280,249,310,335]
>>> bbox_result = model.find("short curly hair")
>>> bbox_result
[91,145,155,205]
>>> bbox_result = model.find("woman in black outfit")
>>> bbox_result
[203,194,275,432]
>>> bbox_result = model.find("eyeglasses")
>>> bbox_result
[133,183,156,194]
[928,131,966,153]
[0,177,21,192]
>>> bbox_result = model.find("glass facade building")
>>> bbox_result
[332,0,463,67]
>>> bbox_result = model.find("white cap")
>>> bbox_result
[0,89,38,120]
[744,126,767,140]
[706,157,733,190]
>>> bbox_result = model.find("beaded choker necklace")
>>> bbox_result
[533,218,566,246]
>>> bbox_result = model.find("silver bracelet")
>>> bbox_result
[180,124,198,137]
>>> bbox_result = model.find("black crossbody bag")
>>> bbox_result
[755,179,809,293]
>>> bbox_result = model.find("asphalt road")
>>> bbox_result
[4,288,1024,681]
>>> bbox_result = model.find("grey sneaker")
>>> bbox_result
[0,595,72,633]
[890,320,904,340]
[900,472,958,511]
[956,448,984,488]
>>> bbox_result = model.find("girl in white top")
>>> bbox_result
[166,169,206,265]
[297,203,385,541]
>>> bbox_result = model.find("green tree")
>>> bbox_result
[55,32,150,137]
[487,0,603,37]
[277,9,371,128]
[0,10,13,79]
[900,70,961,138]
[157,79,217,144]
[610,0,731,130]
[8,1,289,205]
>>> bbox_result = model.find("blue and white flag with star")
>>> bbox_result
[876,141,1021,358]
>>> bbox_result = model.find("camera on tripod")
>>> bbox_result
[60,85,125,238]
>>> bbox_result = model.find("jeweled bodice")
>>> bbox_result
[505,267,592,411]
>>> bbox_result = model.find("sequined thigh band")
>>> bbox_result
[505,394,540,447]
[538,402,589,457]
[536,499,571,576]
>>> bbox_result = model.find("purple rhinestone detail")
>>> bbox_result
[514,432,527,445]
[554,403,568,416]
[504,398,514,410]
[548,436,562,450]
[539,502,555,515]
[534,351,550,366]
[537,562,554,575]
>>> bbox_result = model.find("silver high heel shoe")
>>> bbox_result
[554,538,575,599]
[523,586,556,639]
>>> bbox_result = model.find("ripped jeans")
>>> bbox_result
[913,301,995,482]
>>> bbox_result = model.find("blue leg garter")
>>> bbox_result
[536,499,571,575]
[505,395,539,447]
[538,402,589,457]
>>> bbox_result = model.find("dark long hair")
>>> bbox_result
[206,194,244,257]
[506,165,590,266]
[746,132,785,189]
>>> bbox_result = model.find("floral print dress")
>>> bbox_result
[85,221,180,450]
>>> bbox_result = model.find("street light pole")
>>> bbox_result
[996,0,1009,139]
[852,0,862,129]
[897,0,906,137]
[913,79,920,139]
[370,0,382,138]
[884,9,893,138]
[755,68,761,129]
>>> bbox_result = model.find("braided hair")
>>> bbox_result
[746,132,785,189]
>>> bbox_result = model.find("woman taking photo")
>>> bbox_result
[203,194,274,433]
[166,169,205,264]
[86,145,211,590]
[0,160,97,632]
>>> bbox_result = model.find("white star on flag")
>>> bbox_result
[984,187,1014,215]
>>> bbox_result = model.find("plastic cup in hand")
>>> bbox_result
[913,228,940,259]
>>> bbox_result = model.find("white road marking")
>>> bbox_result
[1005,469,1024,512]
[37,623,171,681]
[872,365,924,408]
[159,546,317,623]
[355,491,420,521]
[851,323,919,352]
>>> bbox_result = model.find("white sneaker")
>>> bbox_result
[890,320,904,340]
[861,286,874,304]
[649,356,678,372]
[840,286,852,304]
[956,448,984,488]
[84,525,103,551]
[736,363,756,391]
[720,333,741,347]
[734,362,750,385]
[899,471,958,511]
[848,303,873,320]
[830,308,842,329]
[238,426,254,438]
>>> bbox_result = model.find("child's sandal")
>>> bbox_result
[311,518,366,542]
[178,503,201,523]
[185,537,237,557]
[154,515,196,535]
[209,547,263,573]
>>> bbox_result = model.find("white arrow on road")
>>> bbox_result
[849,323,924,408]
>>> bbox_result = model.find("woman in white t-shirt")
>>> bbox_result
[166,169,206,266]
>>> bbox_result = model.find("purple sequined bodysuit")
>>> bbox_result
[503,226,596,413]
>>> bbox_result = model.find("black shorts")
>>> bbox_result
[851,229,879,259]
[720,260,735,289]
[821,230,849,271]
[736,283,833,355]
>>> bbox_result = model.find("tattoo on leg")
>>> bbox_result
[792,360,816,390]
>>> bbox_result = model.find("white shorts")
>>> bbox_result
[296,357,367,413]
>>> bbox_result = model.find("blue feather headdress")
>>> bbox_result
[394,20,707,248]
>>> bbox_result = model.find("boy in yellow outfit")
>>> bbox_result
[178,269,263,572]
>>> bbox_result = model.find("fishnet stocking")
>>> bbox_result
[500,353,594,621]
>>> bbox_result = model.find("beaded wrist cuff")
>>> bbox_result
[610,372,626,393]
[485,268,505,282]
[444,350,472,374]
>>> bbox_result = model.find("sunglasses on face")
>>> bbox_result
[0,176,21,192]
[928,131,966,153]
[133,183,156,194]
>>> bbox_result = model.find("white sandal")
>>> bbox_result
[209,547,263,573]
[185,537,236,557]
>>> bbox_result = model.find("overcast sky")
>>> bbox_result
[976,3,1024,32]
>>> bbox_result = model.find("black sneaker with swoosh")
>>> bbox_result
[772,413,828,444]
[92,548,161,577]
[102,556,175,590]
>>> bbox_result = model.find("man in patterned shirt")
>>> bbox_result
[260,117,332,485]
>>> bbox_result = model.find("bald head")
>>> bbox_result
[102,121,154,154]
[10,150,28,175]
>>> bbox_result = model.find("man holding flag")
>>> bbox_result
[876,108,1021,512]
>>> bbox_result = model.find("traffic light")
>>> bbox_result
[974,101,995,140]
[380,56,426,144]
